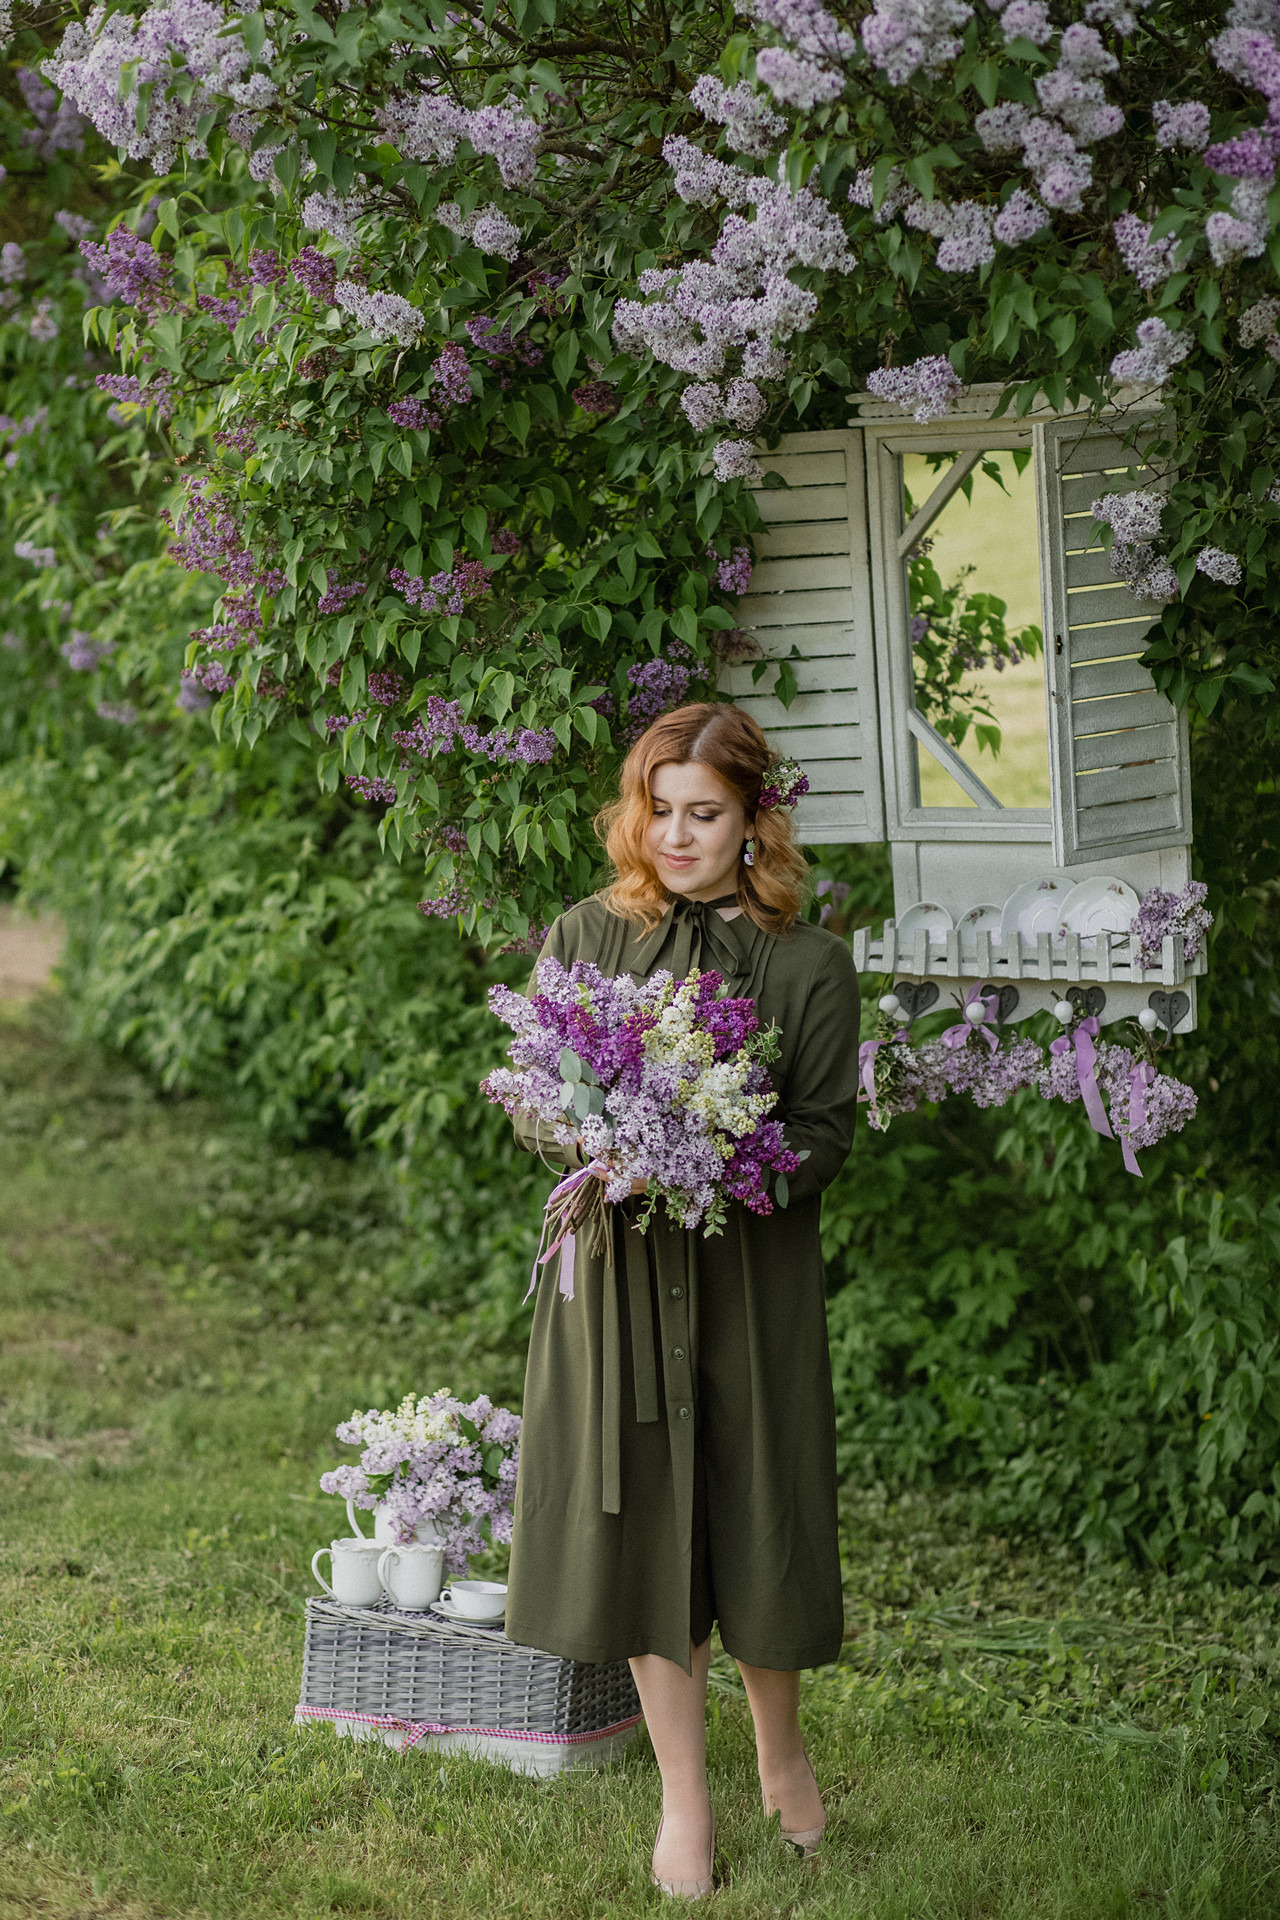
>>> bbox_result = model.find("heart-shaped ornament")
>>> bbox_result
[1067,985,1107,1020]
[980,983,1021,1025]
[892,980,940,1023]
[1147,989,1190,1035]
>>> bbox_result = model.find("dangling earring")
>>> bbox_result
[742,837,755,868]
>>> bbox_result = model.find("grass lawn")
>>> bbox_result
[1,1002,1277,1919]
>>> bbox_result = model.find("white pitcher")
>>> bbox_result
[346,1496,442,1547]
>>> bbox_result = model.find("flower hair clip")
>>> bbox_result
[757,758,810,811]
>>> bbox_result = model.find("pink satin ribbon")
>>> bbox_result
[1049,1014,1114,1144]
[525,1161,608,1303]
[1120,1058,1155,1179]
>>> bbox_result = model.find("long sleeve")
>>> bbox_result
[510,912,582,1170]
[773,937,861,1203]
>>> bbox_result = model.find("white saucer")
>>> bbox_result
[1001,877,1068,945]
[957,903,1003,939]
[1054,876,1140,940]
[430,1596,506,1628]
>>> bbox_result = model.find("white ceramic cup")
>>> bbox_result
[449,1578,508,1622]
[378,1543,445,1612]
[311,1538,384,1606]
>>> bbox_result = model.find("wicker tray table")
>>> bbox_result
[295,1597,643,1778]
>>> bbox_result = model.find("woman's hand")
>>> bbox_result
[578,1142,647,1195]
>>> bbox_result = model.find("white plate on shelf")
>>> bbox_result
[430,1596,506,1628]
[896,902,953,948]
[1001,877,1069,946]
[1054,876,1140,941]
[956,903,1003,940]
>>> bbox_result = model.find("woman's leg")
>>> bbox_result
[629,1639,714,1887]
[735,1662,825,1836]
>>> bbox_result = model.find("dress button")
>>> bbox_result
[677,1406,691,1420]
[670,1286,684,1299]
[672,1346,686,1361]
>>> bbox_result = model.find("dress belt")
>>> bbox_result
[599,1203,660,1515]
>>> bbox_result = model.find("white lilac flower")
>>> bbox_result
[301,190,366,249]
[688,75,786,157]
[663,135,760,210]
[975,103,1030,153]
[1195,545,1243,584]
[1239,295,1280,344]
[1152,98,1211,149]
[754,47,845,106]
[0,242,24,283]
[334,281,424,345]
[865,353,962,423]
[1113,213,1179,289]
[1109,316,1191,384]
[1092,489,1164,545]
[993,188,1050,245]
[1000,0,1053,43]
[861,0,974,84]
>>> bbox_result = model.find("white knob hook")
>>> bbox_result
[1053,1000,1075,1024]
[878,994,902,1017]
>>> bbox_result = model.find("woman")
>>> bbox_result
[505,703,861,1897]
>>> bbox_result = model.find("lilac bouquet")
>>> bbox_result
[482,959,803,1280]
[319,1390,520,1572]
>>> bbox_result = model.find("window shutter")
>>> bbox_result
[1039,418,1192,867]
[719,429,884,843]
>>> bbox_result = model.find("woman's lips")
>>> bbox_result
[661,854,697,868]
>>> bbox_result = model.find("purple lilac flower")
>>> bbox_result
[490,527,522,555]
[368,670,405,707]
[1109,317,1190,385]
[214,421,257,455]
[464,314,543,366]
[335,281,423,346]
[860,0,971,85]
[389,559,492,617]
[387,396,442,430]
[866,354,961,423]
[249,248,286,286]
[754,48,845,106]
[96,700,138,724]
[317,580,367,617]
[572,380,619,415]
[345,773,397,803]
[60,631,113,670]
[1153,99,1210,150]
[713,547,755,595]
[177,670,211,712]
[419,888,469,918]
[289,246,338,306]
[97,372,175,418]
[624,653,694,739]
[17,68,84,158]
[1113,214,1180,290]
[53,210,95,242]
[325,710,369,736]
[993,189,1050,246]
[1205,126,1280,181]
[711,439,764,483]
[79,229,173,313]
[14,539,58,568]
[1001,0,1053,43]
[688,74,786,157]
[1132,880,1212,969]
[431,340,474,407]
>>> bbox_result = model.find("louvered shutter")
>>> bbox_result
[1039,418,1192,867]
[719,429,884,843]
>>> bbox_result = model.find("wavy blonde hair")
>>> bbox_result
[596,704,810,934]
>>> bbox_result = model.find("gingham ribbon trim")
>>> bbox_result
[294,1701,643,1749]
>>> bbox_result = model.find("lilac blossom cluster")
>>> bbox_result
[316,579,366,617]
[1090,488,1179,604]
[483,958,801,1232]
[334,281,423,346]
[386,396,441,430]
[1196,546,1243,585]
[1113,213,1180,290]
[572,381,619,415]
[61,632,114,670]
[368,669,405,708]
[465,314,542,367]
[14,539,57,568]
[625,644,703,740]
[44,1,276,169]
[712,546,754,595]
[96,700,139,725]
[865,354,963,424]
[376,92,541,187]
[1037,1038,1197,1153]
[1132,880,1212,970]
[418,887,469,919]
[96,372,174,417]
[165,476,284,597]
[289,246,337,307]
[432,341,474,408]
[861,0,972,88]
[435,200,522,261]
[16,67,85,158]
[1108,316,1191,386]
[320,1389,521,1570]
[389,558,492,617]
[345,773,398,804]
[393,696,556,766]
[79,228,174,315]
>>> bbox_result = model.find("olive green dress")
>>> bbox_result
[504,893,861,1673]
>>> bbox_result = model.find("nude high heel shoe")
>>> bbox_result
[650,1813,716,1899]
[767,1749,825,1860]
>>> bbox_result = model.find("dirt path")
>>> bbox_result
[0,902,64,1000]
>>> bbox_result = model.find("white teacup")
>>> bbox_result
[378,1543,445,1612]
[449,1578,507,1621]
[311,1538,384,1606]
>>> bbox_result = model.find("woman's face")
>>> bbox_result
[645,760,748,902]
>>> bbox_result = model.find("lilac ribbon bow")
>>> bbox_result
[941,987,1000,1054]
[525,1161,608,1304]
[858,1029,909,1102]
[1048,1014,1112,1142]
[1120,1058,1155,1179]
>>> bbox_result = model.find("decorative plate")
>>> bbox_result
[956,903,1003,939]
[1001,877,1068,946]
[896,902,954,947]
[1054,876,1140,941]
